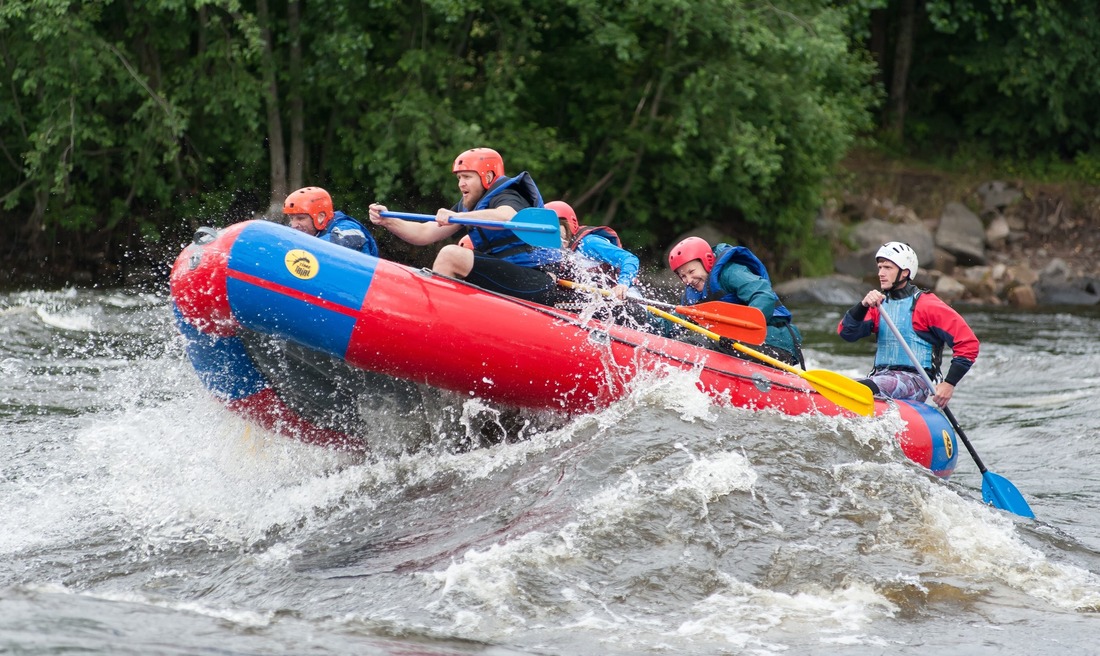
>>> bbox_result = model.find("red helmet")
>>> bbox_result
[452,148,504,189]
[545,200,579,236]
[283,186,334,231]
[668,236,716,272]
[458,234,474,250]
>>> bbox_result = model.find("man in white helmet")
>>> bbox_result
[837,242,979,407]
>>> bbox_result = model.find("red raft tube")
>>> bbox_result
[170,220,958,477]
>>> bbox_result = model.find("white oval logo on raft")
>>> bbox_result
[285,249,319,279]
[941,429,953,460]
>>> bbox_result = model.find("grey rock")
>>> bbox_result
[1006,284,1037,308]
[985,214,1010,248]
[976,180,1022,214]
[1039,257,1072,282]
[774,275,868,306]
[933,275,967,301]
[935,202,987,265]
[834,248,877,279]
[1035,279,1100,306]
[932,248,957,276]
[850,219,936,266]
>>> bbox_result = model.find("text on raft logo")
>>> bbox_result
[284,249,319,280]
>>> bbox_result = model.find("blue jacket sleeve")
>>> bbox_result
[576,235,640,286]
[322,215,379,256]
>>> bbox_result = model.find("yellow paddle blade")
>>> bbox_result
[729,343,874,416]
[645,305,874,416]
[801,369,875,416]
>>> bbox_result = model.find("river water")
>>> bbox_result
[2,287,1099,654]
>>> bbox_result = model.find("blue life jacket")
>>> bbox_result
[680,244,792,324]
[461,172,559,266]
[318,211,378,256]
[875,293,935,371]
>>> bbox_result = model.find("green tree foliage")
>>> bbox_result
[0,1,262,252]
[892,1,1100,164]
[0,0,875,282]
[354,0,877,266]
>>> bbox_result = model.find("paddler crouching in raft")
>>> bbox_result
[666,236,806,369]
[284,186,380,256]
[368,147,569,307]
[546,200,641,302]
[837,241,979,407]
[542,200,656,330]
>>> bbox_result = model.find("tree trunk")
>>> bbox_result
[287,0,304,191]
[604,29,673,224]
[887,0,916,142]
[257,0,288,216]
[868,8,887,90]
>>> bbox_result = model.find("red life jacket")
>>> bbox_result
[567,226,621,251]
[561,226,623,287]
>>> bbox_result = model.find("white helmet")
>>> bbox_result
[876,241,918,278]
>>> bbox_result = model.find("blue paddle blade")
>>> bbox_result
[378,207,561,249]
[981,472,1035,519]
[504,207,563,249]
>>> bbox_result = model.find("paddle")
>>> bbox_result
[558,279,765,343]
[660,301,769,345]
[646,305,875,416]
[558,279,768,345]
[876,306,1035,518]
[379,207,561,249]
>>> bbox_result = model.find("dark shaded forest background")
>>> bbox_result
[2,0,1098,288]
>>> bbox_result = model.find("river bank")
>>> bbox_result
[776,156,1100,308]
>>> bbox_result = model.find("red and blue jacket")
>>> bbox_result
[837,285,980,385]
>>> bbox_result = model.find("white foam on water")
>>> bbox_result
[23,582,280,629]
[384,362,721,491]
[837,459,1100,613]
[617,350,910,469]
[420,417,761,641]
[916,479,1100,611]
[100,291,163,309]
[7,288,95,331]
[35,304,97,332]
[98,406,380,548]
[383,408,575,487]
[662,448,758,516]
[674,576,897,652]
[630,360,724,424]
[10,288,80,305]
[406,359,956,648]
[0,379,377,557]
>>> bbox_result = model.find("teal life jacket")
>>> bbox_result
[875,293,935,372]
[680,244,792,324]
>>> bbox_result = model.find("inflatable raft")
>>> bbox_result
[169,220,959,477]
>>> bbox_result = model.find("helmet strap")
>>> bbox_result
[885,270,909,294]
